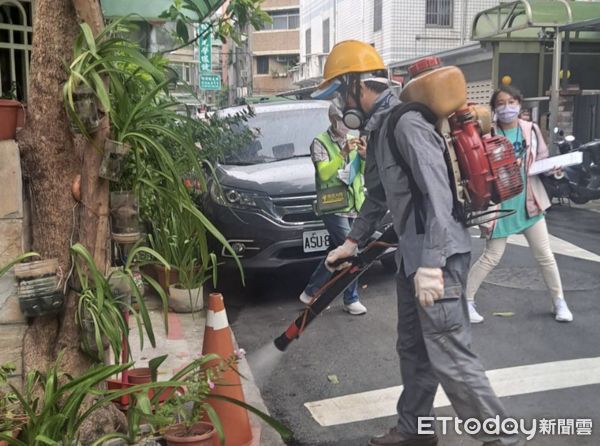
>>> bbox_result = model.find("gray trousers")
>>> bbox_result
[396,253,520,444]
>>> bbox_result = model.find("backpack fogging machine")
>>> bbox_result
[275,56,526,351]
[274,225,397,352]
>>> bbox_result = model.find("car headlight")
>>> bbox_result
[209,182,265,209]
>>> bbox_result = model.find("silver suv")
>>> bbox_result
[203,100,395,272]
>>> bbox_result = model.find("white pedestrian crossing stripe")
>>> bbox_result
[304,357,600,427]
[469,231,600,263]
[507,234,600,263]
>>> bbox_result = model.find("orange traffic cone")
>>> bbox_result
[202,292,253,446]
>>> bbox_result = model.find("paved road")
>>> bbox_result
[218,205,600,445]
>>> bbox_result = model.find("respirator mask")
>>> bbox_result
[330,76,367,131]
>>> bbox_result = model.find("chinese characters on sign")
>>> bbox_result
[198,23,211,73]
[197,23,220,91]
[200,74,221,91]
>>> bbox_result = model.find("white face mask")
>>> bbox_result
[333,120,349,137]
[496,104,521,124]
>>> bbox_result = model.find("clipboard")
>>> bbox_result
[529,152,583,176]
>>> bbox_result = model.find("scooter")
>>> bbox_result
[542,128,600,205]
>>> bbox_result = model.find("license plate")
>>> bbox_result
[303,230,330,253]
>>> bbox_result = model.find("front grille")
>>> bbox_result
[277,246,324,259]
[271,194,320,224]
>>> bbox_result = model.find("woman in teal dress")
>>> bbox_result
[466,85,573,324]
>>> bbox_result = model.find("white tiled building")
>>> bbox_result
[294,0,500,87]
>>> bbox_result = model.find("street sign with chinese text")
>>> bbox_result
[198,23,212,73]
[200,74,221,90]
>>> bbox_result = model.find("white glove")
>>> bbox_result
[414,267,444,308]
[325,239,358,272]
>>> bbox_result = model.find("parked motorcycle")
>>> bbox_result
[542,128,600,205]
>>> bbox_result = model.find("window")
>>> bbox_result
[262,9,300,30]
[288,13,300,29]
[305,28,311,55]
[256,56,269,75]
[373,0,382,32]
[0,0,33,101]
[426,0,453,27]
[322,19,330,53]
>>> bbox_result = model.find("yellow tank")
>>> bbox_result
[469,104,492,135]
[400,61,468,119]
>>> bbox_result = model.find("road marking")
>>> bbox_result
[507,234,600,263]
[304,356,600,427]
[469,231,600,263]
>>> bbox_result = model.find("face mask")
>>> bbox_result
[334,120,350,137]
[496,104,521,124]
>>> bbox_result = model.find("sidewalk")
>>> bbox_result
[128,293,286,446]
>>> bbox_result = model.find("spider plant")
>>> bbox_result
[72,242,170,363]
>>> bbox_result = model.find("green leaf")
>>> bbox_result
[0,252,40,278]
[327,374,339,384]
[149,354,168,382]
[209,394,293,440]
[176,20,190,43]
[492,312,515,317]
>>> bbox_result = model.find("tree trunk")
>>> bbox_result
[17,0,125,441]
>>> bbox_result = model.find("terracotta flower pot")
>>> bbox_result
[107,378,180,408]
[0,99,20,140]
[152,264,179,292]
[127,367,152,384]
[163,422,215,446]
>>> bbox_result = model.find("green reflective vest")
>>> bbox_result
[314,131,365,213]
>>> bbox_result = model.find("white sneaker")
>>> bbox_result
[299,291,313,305]
[553,298,573,322]
[343,301,367,315]
[468,301,484,324]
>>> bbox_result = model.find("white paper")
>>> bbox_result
[529,152,583,176]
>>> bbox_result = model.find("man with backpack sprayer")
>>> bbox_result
[313,40,525,446]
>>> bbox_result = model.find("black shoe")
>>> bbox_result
[368,427,438,446]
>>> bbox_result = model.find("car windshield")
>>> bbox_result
[224,106,329,164]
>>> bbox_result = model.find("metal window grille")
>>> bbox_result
[374,0,382,32]
[256,56,269,75]
[425,0,453,28]
[322,18,330,53]
[0,0,32,100]
[288,13,299,29]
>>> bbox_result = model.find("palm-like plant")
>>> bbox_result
[72,243,170,363]
[0,355,190,446]
[63,19,244,285]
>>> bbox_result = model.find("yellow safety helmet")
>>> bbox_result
[314,40,385,97]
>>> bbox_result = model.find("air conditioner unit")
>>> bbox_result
[240,69,248,78]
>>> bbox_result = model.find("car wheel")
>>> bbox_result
[380,254,397,273]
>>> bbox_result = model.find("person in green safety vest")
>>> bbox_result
[298,103,368,315]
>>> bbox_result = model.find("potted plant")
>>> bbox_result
[0,354,145,446]
[167,211,218,313]
[72,243,170,365]
[148,353,291,446]
[14,259,64,318]
[0,83,22,141]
